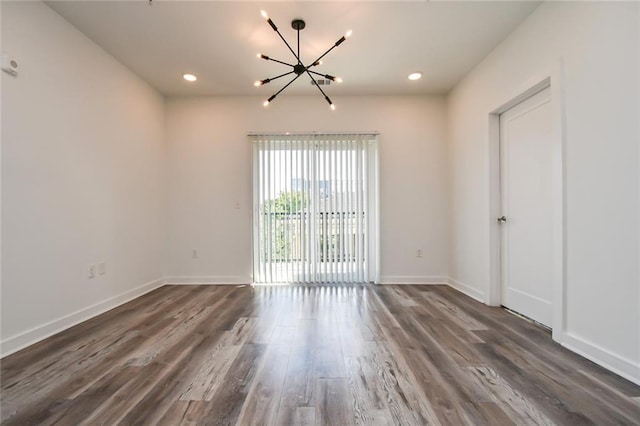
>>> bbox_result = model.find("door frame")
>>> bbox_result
[487,64,566,343]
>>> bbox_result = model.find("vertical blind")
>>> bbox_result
[252,133,379,284]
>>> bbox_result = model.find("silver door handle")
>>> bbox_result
[497,216,507,223]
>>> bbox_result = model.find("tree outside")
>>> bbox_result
[264,191,308,214]
[263,191,308,261]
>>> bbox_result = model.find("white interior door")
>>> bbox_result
[499,86,553,327]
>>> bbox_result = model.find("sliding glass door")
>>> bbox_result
[252,133,378,284]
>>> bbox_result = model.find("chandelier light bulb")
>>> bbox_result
[263,100,270,107]
[330,104,336,111]
[335,77,343,83]
[345,30,353,38]
[260,10,268,20]
[256,53,261,59]
[254,80,262,87]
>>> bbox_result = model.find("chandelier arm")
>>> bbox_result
[270,23,301,63]
[308,70,336,80]
[270,73,304,101]
[267,70,296,82]
[307,70,334,108]
[308,45,339,70]
[258,71,296,86]
[261,55,296,67]
[306,70,329,98]
[276,32,300,63]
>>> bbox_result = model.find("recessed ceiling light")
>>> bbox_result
[183,73,197,82]
[408,72,422,81]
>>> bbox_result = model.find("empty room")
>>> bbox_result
[1,0,639,424]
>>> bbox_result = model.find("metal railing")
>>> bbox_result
[259,211,365,263]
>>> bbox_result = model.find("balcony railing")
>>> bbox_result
[259,211,365,263]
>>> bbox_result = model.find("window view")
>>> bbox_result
[252,133,378,284]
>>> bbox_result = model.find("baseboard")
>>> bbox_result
[444,278,640,386]
[164,276,251,285]
[1,278,164,358]
[378,276,448,285]
[446,276,485,303]
[562,332,640,386]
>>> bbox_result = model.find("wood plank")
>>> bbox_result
[344,356,394,425]
[411,286,488,331]
[275,321,317,425]
[1,287,203,409]
[475,329,640,423]
[466,366,555,425]
[198,343,266,425]
[40,365,140,425]
[461,401,516,426]
[157,400,209,426]
[316,379,355,426]
[314,343,347,379]
[474,342,595,425]
[2,284,639,425]
[236,343,291,425]
[368,341,441,425]
[178,318,257,402]
[294,406,316,426]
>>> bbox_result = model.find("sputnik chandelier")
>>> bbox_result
[255,10,352,110]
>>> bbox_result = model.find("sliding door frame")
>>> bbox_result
[250,132,379,285]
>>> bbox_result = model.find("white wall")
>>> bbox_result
[1,1,166,355]
[637,2,640,386]
[0,0,4,351]
[165,95,448,285]
[446,2,639,383]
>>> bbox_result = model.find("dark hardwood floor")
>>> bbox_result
[2,284,639,425]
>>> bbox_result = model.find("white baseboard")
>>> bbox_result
[562,332,640,386]
[378,276,448,285]
[1,278,164,358]
[444,278,640,387]
[446,276,485,303]
[164,276,251,285]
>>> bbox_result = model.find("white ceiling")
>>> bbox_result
[46,1,540,97]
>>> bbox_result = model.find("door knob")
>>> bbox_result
[497,216,507,223]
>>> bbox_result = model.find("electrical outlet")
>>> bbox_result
[192,249,199,259]
[416,249,423,258]
[88,264,96,279]
[98,261,106,275]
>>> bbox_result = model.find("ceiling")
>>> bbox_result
[46,1,540,97]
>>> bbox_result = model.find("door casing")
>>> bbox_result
[487,67,566,343]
